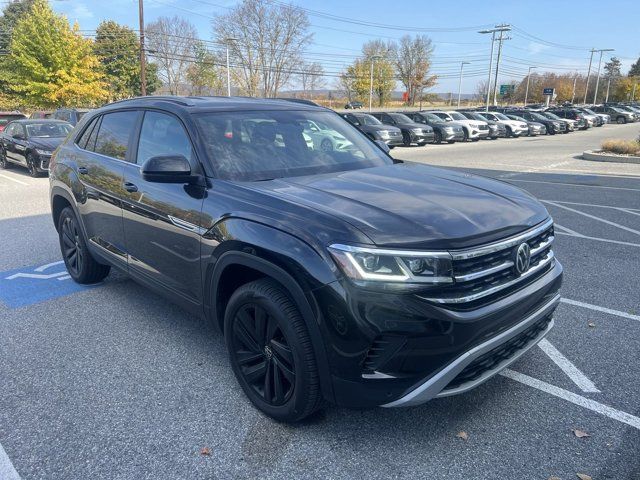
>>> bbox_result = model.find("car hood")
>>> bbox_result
[361,124,401,133]
[29,137,65,151]
[246,163,549,249]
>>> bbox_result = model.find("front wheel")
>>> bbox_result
[320,138,333,152]
[58,207,110,284]
[225,279,321,422]
[434,131,442,144]
[0,148,9,169]
[462,129,469,142]
[26,153,41,177]
[617,116,626,124]
[402,132,412,147]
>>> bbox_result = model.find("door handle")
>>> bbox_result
[123,182,138,193]
[78,166,88,174]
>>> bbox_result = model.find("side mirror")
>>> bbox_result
[374,140,390,153]
[13,133,25,140]
[141,155,197,184]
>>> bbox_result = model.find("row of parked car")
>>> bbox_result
[339,102,640,148]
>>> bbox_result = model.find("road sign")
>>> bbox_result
[500,84,514,95]
[543,87,555,96]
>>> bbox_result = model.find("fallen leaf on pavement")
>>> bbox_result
[456,431,469,441]
[588,322,596,328]
[200,447,211,456]
[576,474,592,480]
[572,429,591,438]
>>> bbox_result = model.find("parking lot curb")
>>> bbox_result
[582,150,640,164]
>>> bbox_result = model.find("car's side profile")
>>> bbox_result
[0,119,73,176]
[50,96,562,422]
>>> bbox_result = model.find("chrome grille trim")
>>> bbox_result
[450,218,554,261]
[419,251,555,305]
[454,260,514,282]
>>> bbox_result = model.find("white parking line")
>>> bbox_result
[509,179,640,192]
[542,200,640,236]
[542,200,640,213]
[500,369,640,430]
[537,339,600,393]
[0,442,21,480]
[0,173,28,186]
[555,230,640,248]
[561,298,640,323]
[554,223,585,237]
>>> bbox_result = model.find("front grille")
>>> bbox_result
[419,219,555,309]
[443,314,552,390]
[478,125,489,130]
[389,131,401,137]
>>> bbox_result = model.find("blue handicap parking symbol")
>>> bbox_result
[0,260,95,308]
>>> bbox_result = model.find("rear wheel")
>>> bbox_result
[0,148,9,169]
[58,207,110,284]
[225,279,321,422]
[617,116,626,124]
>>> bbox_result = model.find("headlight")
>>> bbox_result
[443,127,454,133]
[377,130,390,138]
[36,149,53,156]
[328,244,453,290]
[411,128,423,134]
[553,122,561,127]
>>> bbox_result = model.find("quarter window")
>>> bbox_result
[136,111,193,165]
[93,111,139,161]
[76,117,98,149]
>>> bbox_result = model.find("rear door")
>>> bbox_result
[121,110,206,308]
[74,110,140,269]
[4,123,28,165]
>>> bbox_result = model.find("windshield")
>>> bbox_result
[448,112,467,121]
[529,112,548,122]
[493,113,510,120]
[582,108,596,115]
[195,110,392,181]
[355,114,382,126]
[388,113,412,123]
[542,112,562,120]
[509,115,526,122]
[26,122,72,137]
[419,112,443,123]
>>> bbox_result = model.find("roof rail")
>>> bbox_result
[106,96,196,107]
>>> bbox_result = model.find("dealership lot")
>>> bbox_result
[0,123,639,479]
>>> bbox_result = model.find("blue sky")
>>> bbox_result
[52,0,640,93]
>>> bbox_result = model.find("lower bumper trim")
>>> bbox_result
[381,293,561,407]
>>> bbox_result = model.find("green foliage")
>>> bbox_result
[94,20,159,100]
[2,0,107,107]
[0,0,35,51]
[186,41,223,95]
[343,40,395,107]
[629,57,640,77]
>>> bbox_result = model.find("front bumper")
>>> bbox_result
[381,135,404,147]
[469,129,490,139]
[410,131,436,144]
[443,130,465,141]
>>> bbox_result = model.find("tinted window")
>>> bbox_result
[55,111,71,122]
[26,122,72,138]
[355,114,382,126]
[76,117,98,149]
[388,113,412,123]
[449,112,467,121]
[4,123,15,136]
[137,111,193,165]
[93,111,138,160]
[195,110,391,181]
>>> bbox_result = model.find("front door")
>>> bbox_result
[3,123,28,165]
[121,110,206,308]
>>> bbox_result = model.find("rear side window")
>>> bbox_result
[76,117,98,149]
[136,111,193,165]
[93,111,139,161]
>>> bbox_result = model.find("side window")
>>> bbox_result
[4,124,15,136]
[76,117,98,149]
[94,111,139,161]
[56,111,71,122]
[136,111,193,165]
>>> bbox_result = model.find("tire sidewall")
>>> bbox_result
[58,207,89,282]
[224,284,315,421]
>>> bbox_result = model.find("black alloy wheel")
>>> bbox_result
[27,153,40,177]
[462,128,469,142]
[225,279,321,422]
[434,130,442,144]
[57,207,110,284]
[402,131,412,147]
[0,148,9,169]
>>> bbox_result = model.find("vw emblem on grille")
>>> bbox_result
[514,243,531,275]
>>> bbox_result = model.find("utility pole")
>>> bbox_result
[524,66,536,106]
[492,27,510,106]
[605,77,611,103]
[138,0,146,96]
[633,83,637,101]
[224,37,238,97]
[592,48,614,104]
[571,75,578,104]
[479,24,510,111]
[583,49,595,104]
[457,62,470,108]
[368,55,381,112]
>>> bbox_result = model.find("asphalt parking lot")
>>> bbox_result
[1,123,639,480]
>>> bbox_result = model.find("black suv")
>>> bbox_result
[370,112,435,146]
[49,96,562,422]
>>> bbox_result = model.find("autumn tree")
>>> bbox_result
[185,41,224,95]
[629,57,640,77]
[298,62,325,98]
[146,16,198,95]
[390,35,436,106]
[1,0,107,107]
[94,20,160,100]
[213,0,312,97]
[342,40,395,107]
[0,0,35,51]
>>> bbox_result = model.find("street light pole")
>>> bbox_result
[224,37,238,97]
[369,55,381,112]
[138,0,146,96]
[524,66,536,106]
[593,48,614,104]
[457,62,470,108]
[583,49,595,104]
[605,77,611,103]
[571,75,578,104]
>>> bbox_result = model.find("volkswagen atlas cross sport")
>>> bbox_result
[49,96,562,422]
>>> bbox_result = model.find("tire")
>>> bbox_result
[434,131,442,144]
[26,153,41,177]
[462,128,469,142]
[402,131,412,147]
[505,126,513,137]
[0,148,9,169]
[617,116,626,124]
[447,140,455,144]
[58,207,110,284]
[224,278,321,422]
[320,138,333,152]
